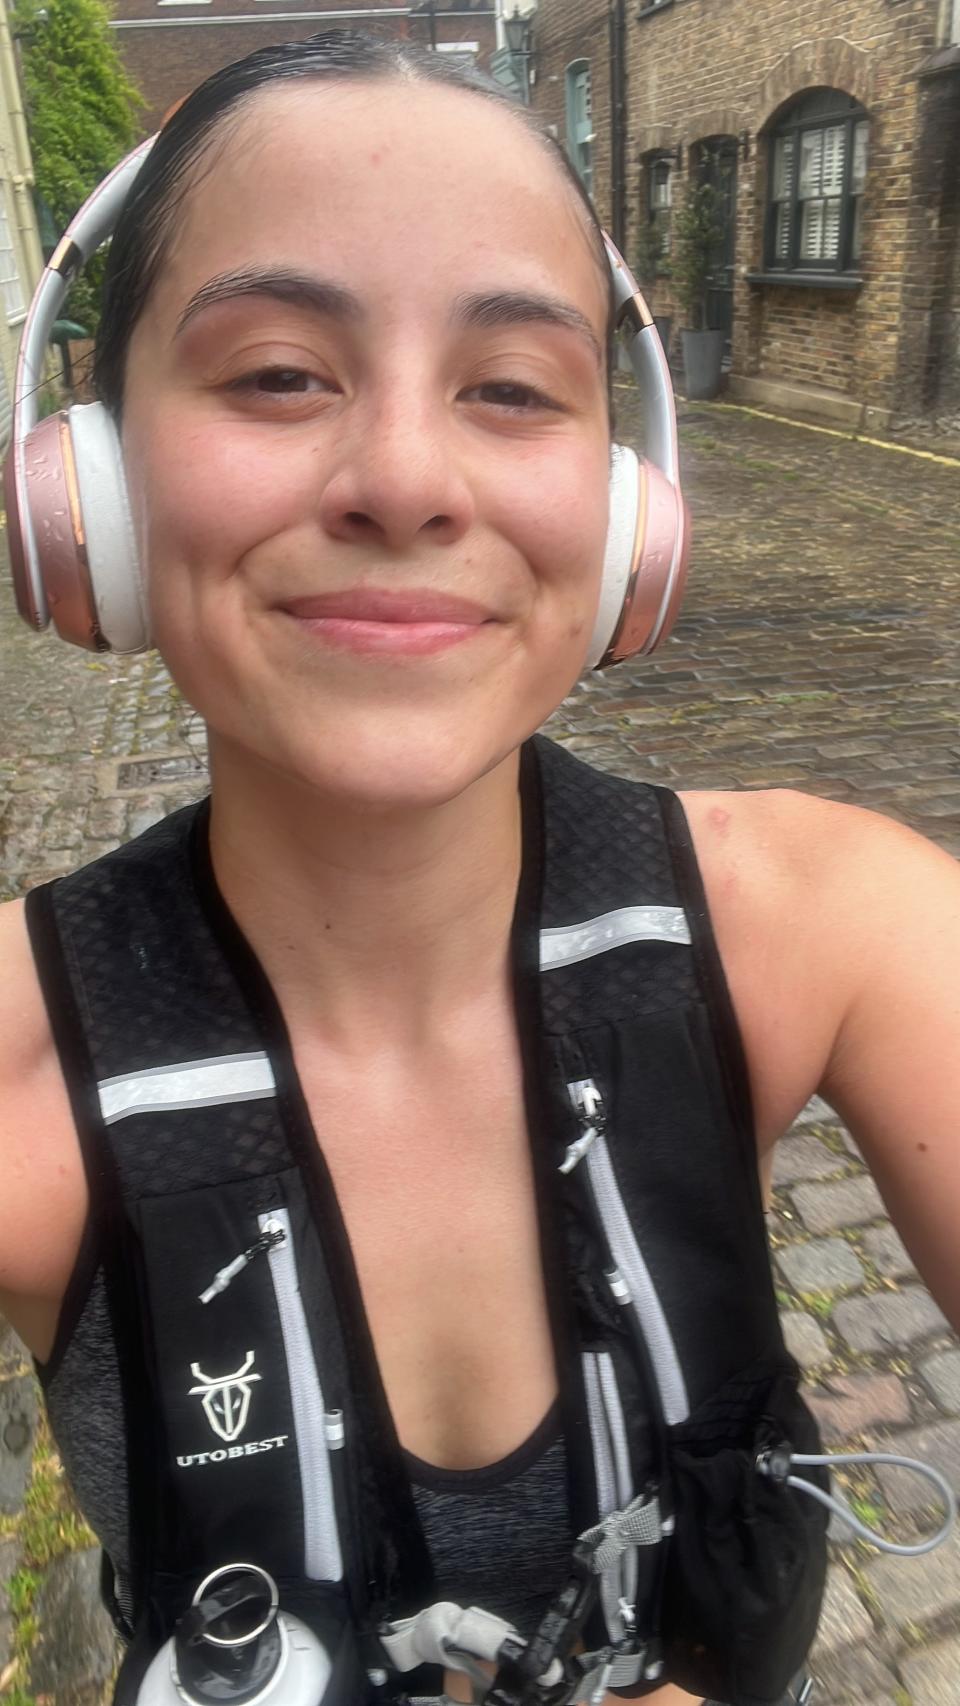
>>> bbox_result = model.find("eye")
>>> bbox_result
[462,381,561,414]
[228,367,334,397]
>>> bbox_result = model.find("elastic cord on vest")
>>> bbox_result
[757,1446,957,1557]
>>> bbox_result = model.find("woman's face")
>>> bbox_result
[122,79,612,810]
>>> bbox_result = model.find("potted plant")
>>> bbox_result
[634,220,673,360]
[670,180,727,400]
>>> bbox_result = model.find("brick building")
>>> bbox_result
[110,0,497,136]
[530,0,960,430]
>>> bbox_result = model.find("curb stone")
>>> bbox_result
[866,1533,960,1625]
[900,1635,960,1705]
[0,1372,39,1515]
[0,1533,20,1674]
[30,1548,120,1699]
[868,1419,960,1514]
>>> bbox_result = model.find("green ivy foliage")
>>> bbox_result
[669,180,727,331]
[14,0,143,333]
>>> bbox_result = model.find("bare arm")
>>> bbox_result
[685,788,960,1336]
[818,810,960,1333]
[0,899,88,1362]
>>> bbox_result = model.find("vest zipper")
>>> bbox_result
[561,1059,676,1683]
[197,1226,286,1304]
[257,1207,345,1583]
[583,1349,636,1644]
[567,1077,690,1427]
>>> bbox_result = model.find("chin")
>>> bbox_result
[230,704,529,817]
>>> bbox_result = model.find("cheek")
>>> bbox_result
[123,416,310,587]
[505,446,610,613]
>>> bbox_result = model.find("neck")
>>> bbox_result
[207,738,526,1050]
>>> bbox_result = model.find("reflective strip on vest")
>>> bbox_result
[540,906,690,969]
[98,1051,276,1124]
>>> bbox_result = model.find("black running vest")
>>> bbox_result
[28,738,828,1706]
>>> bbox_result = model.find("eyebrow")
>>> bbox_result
[175,267,603,368]
[454,290,603,370]
[175,269,362,333]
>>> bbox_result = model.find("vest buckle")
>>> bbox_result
[484,1553,597,1705]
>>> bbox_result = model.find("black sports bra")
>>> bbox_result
[405,1401,574,1636]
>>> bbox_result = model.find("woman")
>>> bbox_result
[0,32,958,1706]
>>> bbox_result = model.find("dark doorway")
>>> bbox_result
[697,136,738,358]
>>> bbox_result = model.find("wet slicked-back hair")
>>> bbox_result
[93,30,617,421]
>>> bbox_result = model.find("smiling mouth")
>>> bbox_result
[278,588,495,656]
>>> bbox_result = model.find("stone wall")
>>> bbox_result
[531,0,960,423]
[757,284,859,392]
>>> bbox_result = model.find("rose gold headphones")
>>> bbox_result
[3,140,690,669]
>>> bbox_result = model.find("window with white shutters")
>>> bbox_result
[0,194,24,322]
[950,0,960,44]
[765,91,869,275]
[565,61,594,197]
[771,135,794,261]
[0,360,11,453]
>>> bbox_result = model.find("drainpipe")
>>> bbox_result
[608,0,627,249]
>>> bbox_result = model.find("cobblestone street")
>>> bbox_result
[1,396,959,1702]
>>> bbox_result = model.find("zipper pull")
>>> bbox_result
[561,1078,605,1173]
[199,1224,286,1305]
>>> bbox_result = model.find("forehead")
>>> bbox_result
[160,79,608,325]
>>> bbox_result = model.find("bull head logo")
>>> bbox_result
[189,1350,262,1443]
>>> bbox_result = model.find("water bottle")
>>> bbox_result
[137,1563,336,1705]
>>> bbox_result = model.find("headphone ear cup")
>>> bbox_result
[67,403,147,653]
[18,402,146,653]
[586,443,689,671]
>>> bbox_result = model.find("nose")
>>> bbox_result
[316,387,476,554]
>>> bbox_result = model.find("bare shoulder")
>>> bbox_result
[0,898,88,1359]
[679,783,958,922]
[675,787,960,1151]
[0,898,52,1108]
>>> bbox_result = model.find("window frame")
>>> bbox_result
[764,93,869,278]
[647,151,674,252]
[565,59,594,197]
[0,191,25,325]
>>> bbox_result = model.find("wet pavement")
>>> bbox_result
[549,387,960,859]
[1,396,959,1702]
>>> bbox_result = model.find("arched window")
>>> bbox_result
[565,60,594,196]
[766,90,869,274]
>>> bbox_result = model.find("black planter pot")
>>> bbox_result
[680,328,725,400]
[653,315,673,359]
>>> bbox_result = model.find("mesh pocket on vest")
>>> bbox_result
[660,1361,828,1706]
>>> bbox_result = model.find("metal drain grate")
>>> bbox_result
[116,754,208,789]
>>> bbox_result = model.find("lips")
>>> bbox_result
[279,588,491,625]
[277,586,495,657]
